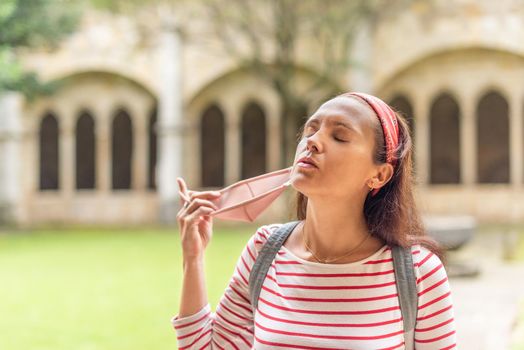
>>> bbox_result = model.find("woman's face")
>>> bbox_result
[290,95,380,199]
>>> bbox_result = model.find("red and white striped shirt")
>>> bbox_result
[172,223,457,349]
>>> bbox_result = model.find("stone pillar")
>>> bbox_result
[57,106,75,201]
[413,95,430,185]
[461,95,476,186]
[157,26,185,225]
[0,92,23,225]
[95,108,111,194]
[225,105,240,184]
[509,94,523,187]
[131,105,148,191]
[185,115,200,188]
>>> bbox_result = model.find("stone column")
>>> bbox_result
[57,106,75,201]
[461,95,476,186]
[157,25,185,225]
[0,92,23,225]
[95,107,111,194]
[509,94,523,187]
[413,95,430,185]
[225,104,240,184]
[131,105,148,191]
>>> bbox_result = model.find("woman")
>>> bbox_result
[172,92,457,349]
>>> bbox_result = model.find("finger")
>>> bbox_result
[202,215,213,225]
[177,181,183,206]
[178,190,190,204]
[176,178,185,195]
[185,198,219,213]
[178,178,194,203]
[187,206,215,221]
[177,177,190,196]
[189,190,222,201]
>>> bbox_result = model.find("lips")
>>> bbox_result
[297,156,318,168]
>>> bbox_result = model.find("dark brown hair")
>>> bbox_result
[291,94,446,265]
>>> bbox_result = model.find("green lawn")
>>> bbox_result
[0,225,257,350]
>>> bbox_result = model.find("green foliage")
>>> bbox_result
[0,0,82,97]
[0,0,81,48]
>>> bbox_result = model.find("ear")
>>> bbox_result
[367,163,395,190]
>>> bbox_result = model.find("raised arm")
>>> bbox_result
[175,178,221,318]
[172,220,272,349]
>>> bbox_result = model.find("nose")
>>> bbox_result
[305,133,321,154]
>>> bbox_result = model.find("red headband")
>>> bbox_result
[341,92,400,196]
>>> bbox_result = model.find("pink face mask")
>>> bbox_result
[181,166,293,223]
[208,166,293,222]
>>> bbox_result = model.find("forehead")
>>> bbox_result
[307,96,377,133]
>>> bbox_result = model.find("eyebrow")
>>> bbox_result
[304,117,359,134]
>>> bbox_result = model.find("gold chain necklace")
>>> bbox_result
[301,222,371,264]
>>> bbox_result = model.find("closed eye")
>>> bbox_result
[303,133,347,143]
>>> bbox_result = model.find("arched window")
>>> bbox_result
[200,104,225,187]
[39,112,60,190]
[476,91,510,183]
[429,93,461,184]
[75,110,96,189]
[241,102,267,179]
[148,106,157,190]
[111,108,133,190]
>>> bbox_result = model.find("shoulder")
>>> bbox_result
[252,222,284,243]
[410,244,451,294]
[244,222,286,258]
[410,244,444,271]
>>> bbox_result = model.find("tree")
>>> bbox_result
[198,0,413,167]
[0,0,82,99]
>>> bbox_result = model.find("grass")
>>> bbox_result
[0,225,257,350]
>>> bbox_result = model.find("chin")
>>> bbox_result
[289,176,314,196]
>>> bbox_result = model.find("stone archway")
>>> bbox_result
[378,47,524,220]
[186,66,337,189]
[25,71,159,224]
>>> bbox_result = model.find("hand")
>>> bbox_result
[176,177,221,260]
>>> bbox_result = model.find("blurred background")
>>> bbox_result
[1,0,524,349]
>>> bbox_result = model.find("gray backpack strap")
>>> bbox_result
[249,220,301,313]
[391,244,418,350]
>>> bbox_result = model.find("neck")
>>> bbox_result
[302,195,377,259]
